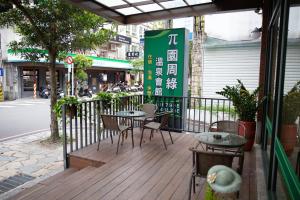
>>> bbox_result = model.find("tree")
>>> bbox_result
[130,58,144,84]
[73,54,93,94]
[0,0,113,141]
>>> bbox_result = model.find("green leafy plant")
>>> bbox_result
[94,92,113,109]
[216,80,264,122]
[53,96,80,118]
[282,81,300,124]
[204,185,218,200]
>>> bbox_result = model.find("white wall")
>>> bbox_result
[0,28,21,60]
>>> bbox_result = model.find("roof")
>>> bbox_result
[6,49,133,70]
[65,0,261,24]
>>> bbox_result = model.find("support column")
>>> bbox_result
[191,16,204,98]
[257,0,271,143]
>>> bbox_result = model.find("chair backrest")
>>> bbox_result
[159,112,170,128]
[141,104,157,117]
[209,120,238,134]
[101,115,120,131]
[190,148,234,177]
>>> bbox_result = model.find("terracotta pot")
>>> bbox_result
[239,121,256,151]
[281,124,297,156]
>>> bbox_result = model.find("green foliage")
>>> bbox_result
[94,92,113,108]
[53,96,80,118]
[204,185,218,200]
[0,0,114,59]
[282,81,300,124]
[73,54,93,83]
[216,80,264,122]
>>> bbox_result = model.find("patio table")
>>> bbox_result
[193,132,247,174]
[115,110,145,147]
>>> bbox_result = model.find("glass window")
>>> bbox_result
[95,0,126,7]
[132,25,137,36]
[276,6,300,199]
[116,7,141,15]
[137,3,163,12]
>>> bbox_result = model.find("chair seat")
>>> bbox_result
[119,125,130,132]
[144,122,160,130]
[134,116,154,121]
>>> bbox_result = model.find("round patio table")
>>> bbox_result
[194,132,247,149]
[115,110,145,147]
[194,132,247,174]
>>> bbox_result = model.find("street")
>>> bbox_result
[0,98,50,140]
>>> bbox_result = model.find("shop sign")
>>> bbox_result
[126,52,139,59]
[144,28,189,130]
[0,68,3,76]
[112,34,132,44]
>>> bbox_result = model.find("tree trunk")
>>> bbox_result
[49,52,59,141]
[191,16,204,98]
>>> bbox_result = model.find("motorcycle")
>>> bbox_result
[39,87,50,99]
[57,88,64,99]
[78,87,93,98]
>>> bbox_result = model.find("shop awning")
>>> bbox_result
[65,0,261,24]
[6,49,133,70]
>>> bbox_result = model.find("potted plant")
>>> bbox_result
[281,81,300,156]
[94,92,113,109]
[216,80,265,151]
[54,96,80,119]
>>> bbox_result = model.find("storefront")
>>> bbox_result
[3,50,132,99]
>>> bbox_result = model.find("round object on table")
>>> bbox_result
[207,165,241,194]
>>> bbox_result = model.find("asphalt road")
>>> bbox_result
[0,98,50,140]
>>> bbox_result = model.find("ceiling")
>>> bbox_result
[65,0,262,24]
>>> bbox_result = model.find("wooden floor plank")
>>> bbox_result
[102,135,191,200]
[81,134,189,200]
[10,132,257,200]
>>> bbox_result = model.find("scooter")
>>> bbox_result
[39,87,50,99]
[78,87,93,98]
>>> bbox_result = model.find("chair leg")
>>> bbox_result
[110,132,113,144]
[168,129,173,144]
[121,133,124,145]
[97,131,101,151]
[140,128,145,147]
[150,129,154,141]
[159,129,167,150]
[116,132,122,154]
[193,175,196,193]
[131,128,134,148]
[188,173,194,200]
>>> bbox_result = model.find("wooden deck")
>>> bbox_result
[10,129,257,200]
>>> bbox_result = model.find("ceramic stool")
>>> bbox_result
[207,165,242,200]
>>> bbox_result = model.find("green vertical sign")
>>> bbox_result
[144,28,189,131]
[144,28,188,97]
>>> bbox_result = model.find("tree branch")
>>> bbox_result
[11,0,49,48]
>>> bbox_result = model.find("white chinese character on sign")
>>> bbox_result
[155,88,162,96]
[156,68,163,76]
[167,64,177,75]
[155,77,162,87]
[156,57,163,66]
[166,78,177,90]
[167,49,178,62]
[168,34,178,45]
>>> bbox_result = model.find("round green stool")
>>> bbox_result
[207,165,242,200]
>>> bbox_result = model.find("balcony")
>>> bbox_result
[9,95,257,200]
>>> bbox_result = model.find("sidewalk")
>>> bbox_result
[0,131,63,199]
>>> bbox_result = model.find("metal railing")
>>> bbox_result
[61,95,236,168]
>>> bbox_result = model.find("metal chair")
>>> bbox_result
[188,147,235,200]
[209,120,239,134]
[134,103,157,128]
[208,120,246,174]
[139,112,173,150]
[98,114,131,154]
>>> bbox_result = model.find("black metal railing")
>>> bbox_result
[62,95,236,168]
